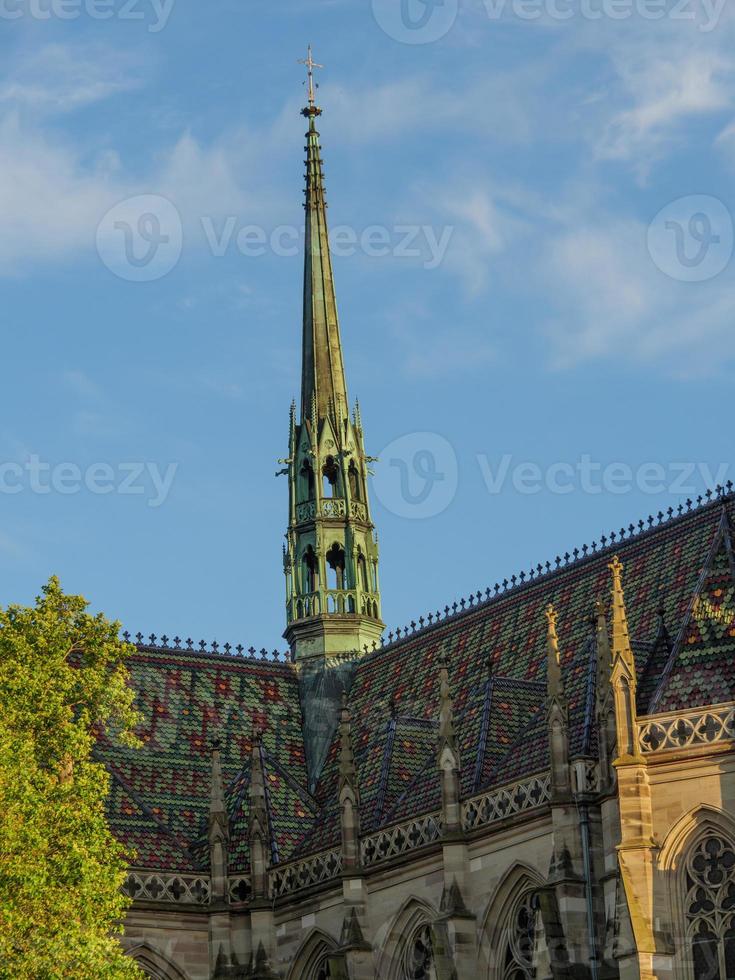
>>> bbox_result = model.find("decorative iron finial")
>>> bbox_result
[298,44,323,113]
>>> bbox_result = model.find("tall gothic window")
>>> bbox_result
[357,550,369,592]
[685,835,735,979]
[403,924,437,980]
[322,456,339,498]
[302,546,318,594]
[301,459,315,501]
[315,956,332,980]
[348,460,362,501]
[502,891,536,980]
[326,543,346,592]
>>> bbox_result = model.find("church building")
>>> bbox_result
[101,67,735,980]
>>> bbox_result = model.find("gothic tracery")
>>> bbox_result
[502,891,536,980]
[403,924,437,980]
[685,834,735,980]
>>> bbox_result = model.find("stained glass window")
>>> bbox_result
[314,955,332,980]
[403,924,437,980]
[503,891,536,980]
[686,835,735,979]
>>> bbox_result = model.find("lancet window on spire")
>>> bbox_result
[300,459,315,501]
[357,549,369,592]
[348,460,362,501]
[326,543,345,592]
[322,456,339,498]
[302,546,318,595]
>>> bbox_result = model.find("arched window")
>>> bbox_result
[348,460,362,501]
[403,924,437,979]
[357,550,369,592]
[301,459,315,501]
[685,835,735,979]
[302,546,318,594]
[502,891,536,980]
[326,543,346,592]
[315,955,332,980]
[126,943,188,980]
[322,456,339,498]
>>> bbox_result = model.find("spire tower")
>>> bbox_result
[283,52,383,663]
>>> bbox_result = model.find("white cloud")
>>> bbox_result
[0,43,144,113]
[0,108,263,276]
[597,50,733,165]
[0,113,123,273]
[418,183,538,296]
[324,63,545,147]
[540,214,735,376]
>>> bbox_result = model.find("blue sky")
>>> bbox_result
[1,0,734,649]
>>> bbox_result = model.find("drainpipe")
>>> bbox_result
[577,799,600,980]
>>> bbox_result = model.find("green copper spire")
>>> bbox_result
[282,55,384,786]
[300,100,348,423]
[283,57,383,667]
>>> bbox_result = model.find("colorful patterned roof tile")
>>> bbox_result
[99,648,311,872]
[102,495,735,870]
[649,508,735,713]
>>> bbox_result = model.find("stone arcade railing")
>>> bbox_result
[462,772,551,831]
[361,812,443,868]
[638,701,735,755]
[270,848,343,899]
[229,875,252,903]
[123,870,211,906]
[265,771,552,899]
[123,871,256,907]
[123,773,552,905]
[295,498,368,523]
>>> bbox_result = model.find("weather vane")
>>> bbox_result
[298,44,323,108]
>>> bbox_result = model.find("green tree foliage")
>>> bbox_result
[0,578,144,979]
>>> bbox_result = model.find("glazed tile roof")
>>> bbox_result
[650,508,735,714]
[102,494,735,872]
[99,647,311,872]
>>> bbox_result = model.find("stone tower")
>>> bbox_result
[282,76,384,667]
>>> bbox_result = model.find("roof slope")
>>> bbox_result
[338,495,734,835]
[102,494,735,871]
[99,647,311,872]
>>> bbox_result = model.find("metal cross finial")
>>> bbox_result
[298,44,323,107]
